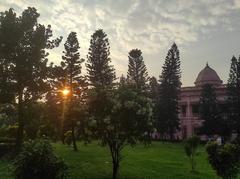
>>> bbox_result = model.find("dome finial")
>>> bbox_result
[206,62,209,67]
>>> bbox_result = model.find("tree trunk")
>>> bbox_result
[112,160,119,179]
[61,99,66,144]
[16,90,24,152]
[72,120,78,151]
[109,143,120,179]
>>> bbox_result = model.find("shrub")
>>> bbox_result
[184,135,200,171]
[64,131,72,146]
[13,139,68,179]
[206,142,240,179]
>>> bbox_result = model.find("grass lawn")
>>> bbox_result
[0,141,219,179]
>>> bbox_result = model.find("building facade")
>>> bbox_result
[178,63,227,139]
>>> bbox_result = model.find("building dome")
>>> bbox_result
[194,63,222,87]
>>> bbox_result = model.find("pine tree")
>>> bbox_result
[61,32,84,151]
[199,84,222,136]
[149,76,158,104]
[86,29,116,89]
[227,56,240,137]
[149,76,158,129]
[127,49,149,92]
[157,43,181,140]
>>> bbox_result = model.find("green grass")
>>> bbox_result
[0,141,219,179]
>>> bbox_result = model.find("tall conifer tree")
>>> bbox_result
[227,56,240,137]
[61,31,84,151]
[127,49,149,92]
[149,76,158,104]
[86,29,116,89]
[199,84,221,136]
[157,43,181,140]
[149,76,158,128]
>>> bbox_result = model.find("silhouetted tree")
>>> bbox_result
[86,30,153,179]
[0,8,62,151]
[149,76,158,104]
[157,43,181,140]
[227,56,240,138]
[149,76,158,129]
[86,29,116,89]
[199,84,223,137]
[127,49,149,92]
[61,31,84,151]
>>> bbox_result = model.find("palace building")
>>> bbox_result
[178,63,227,139]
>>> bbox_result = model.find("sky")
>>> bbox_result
[0,0,240,86]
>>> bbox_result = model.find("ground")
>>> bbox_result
[0,141,219,179]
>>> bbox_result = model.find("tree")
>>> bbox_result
[61,32,84,151]
[149,77,158,102]
[13,139,68,179]
[156,43,181,140]
[88,85,153,179]
[199,84,224,137]
[0,8,62,151]
[0,9,17,104]
[86,30,153,179]
[206,142,240,179]
[127,49,149,92]
[148,77,158,131]
[86,29,116,89]
[184,136,200,171]
[227,56,240,138]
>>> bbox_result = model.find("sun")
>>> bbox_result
[62,88,70,96]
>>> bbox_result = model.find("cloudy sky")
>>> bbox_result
[0,0,240,86]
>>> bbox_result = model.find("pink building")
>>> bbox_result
[178,63,227,139]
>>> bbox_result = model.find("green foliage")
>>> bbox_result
[184,136,200,171]
[206,142,240,179]
[88,85,153,179]
[227,56,240,136]
[13,139,68,179]
[0,7,62,150]
[127,49,149,92]
[86,29,116,89]
[199,84,228,137]
[156,43,181,140]
[62,31,84,85]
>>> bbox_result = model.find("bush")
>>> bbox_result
[206,142,240,179]
[64,131,72,146]
[13,139,68,179]
[184,136,200,171]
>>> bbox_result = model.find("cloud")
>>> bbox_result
[0,0,240,80]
